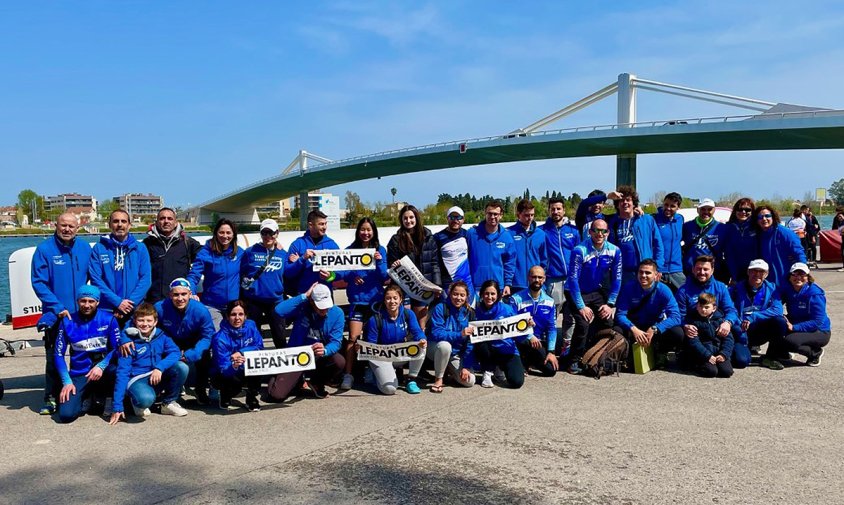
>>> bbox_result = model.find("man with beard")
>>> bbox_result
[538,197,579,356]
[510,266,558,377]
[144,208,201,303]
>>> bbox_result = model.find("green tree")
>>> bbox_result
[344,190,370,226]
[829,178,844,205]
[98,199,119,221]
[17,189,43,223]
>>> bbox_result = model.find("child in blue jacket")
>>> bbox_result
[685,293,734,378]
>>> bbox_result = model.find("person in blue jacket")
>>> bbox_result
[88,209,152,326]
[653,192,686,292]
[337,217,388,391]
[684,293,734,378]
[565,219,623,374]
[722,198,758,285]
[31,212,91,415]
[664,255,739,367]
[753,205,807,291]
[54,285,120,423]
[427,281,476,392]
[606,185,664,286]
[108,303,189,424]
[613,259,682,363]
[510,266,558,377]
[187,218,244,330]
[728,259,785,369]
[267,284,345,400]
[507,199,547,293]
[284,210,340,295]
[210,300,263,412]
[539,197,580,356]
[576,189,621,239]
[473,280,527,389]
[774,262,831,368]
[240,219,287,348]
[467,200,516,297]
[681,199,725,279]
[361,285,427,395]
[148,278,216,404]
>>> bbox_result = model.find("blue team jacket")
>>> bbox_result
[112,328,181,413]
[757,225,807,291]
[653,210,684,274]
[575,192,607,239]
[364,306,425,345]
[187,241,244,311]
[31,234,91,319]
[338,245,388,306]
[88,234,152,312]
[240,243,287,303]
[510,288,557,351]
[675,277,739,325]
[284,233,340,294]
[539,218,580,279]
[615,280,681,333]
[467,223,516,289]
[781,282,831,333]
[428,301,474,362]
[723,220,758,282]
[729,279,782,326]
[507,221,548,289]
[54,310,120,385]
[211,319,264,378]
[154,298,215,363]
[681,219,724,274]
[565,239,623,310]
[274,295,344,356]
[606,214,664,272]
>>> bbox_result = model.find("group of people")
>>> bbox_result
[31,188,833,422]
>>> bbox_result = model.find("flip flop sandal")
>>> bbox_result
[429,384,444,393]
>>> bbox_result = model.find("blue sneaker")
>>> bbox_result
[405,380,421,394]
[567,361,582,375]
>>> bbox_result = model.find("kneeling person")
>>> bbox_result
[211,300,263,411]
[55,285,120,423]
[510,266,558,377]
[109,303,188,424]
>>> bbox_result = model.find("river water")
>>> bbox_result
[1,215,838,320]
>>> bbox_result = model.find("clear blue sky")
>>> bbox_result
[1,1,842,210]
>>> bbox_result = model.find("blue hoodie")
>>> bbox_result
[681,219,724,274]
[112,327,181,413]
[31,234,91,320]
[729,279,782,326]
[575,192,607,239]
[153,298,215,363]
[364,306,425,345]
[507,221,548,290]
[467,223,516,289]
[428,301,474,362]
[474,301,526,356]
[284,232,340,294]
[615,280,681,333]
[510,288,557,351]
[723,220,758,282]
[781,282,831,333]
[88,234,152,312]
[211,319,264,378]
[757,225,807,291]
[54,309,120,385]
[675,276,739,325]
[539,217,580,279]
[606,214,664,273]
[187,240,244,311]
[565,238,623,310]
[653,210,684,274]
[274,294,344,357]
[337,245,388,306]
[240,243,287,303]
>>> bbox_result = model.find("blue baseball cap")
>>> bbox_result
[77,285,101,302]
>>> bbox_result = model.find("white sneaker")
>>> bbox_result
[103,398,114,417]
[208,387,220,402]
[133,404,151,418]
[339,373,354,390]
[161,401,188,417]
[481,371,494,388]
[493,368,507,383]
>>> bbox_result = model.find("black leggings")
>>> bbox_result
[211,373,261,402]
[473,342,525,389]
[517,340,556,377]
[245,299,287,348]
[780,330,830,359]
[568,291,613,360]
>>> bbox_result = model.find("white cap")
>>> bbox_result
[311,284,334,309]
[446,206,464,218]
[747,259,769,271]
[260,219,279,233]
[789,262,810,274]
[697,198,715,208]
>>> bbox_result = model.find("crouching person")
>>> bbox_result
[109,303,188,424]
[511,266,559,377]
[55,285,120,423]
[211,300,263,412]
[427,281,476,393]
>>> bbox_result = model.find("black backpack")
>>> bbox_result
[581,329,629,379]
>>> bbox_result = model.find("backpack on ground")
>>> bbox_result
[581,329,629,379]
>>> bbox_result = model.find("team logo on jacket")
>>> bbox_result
[495,242,506,249]
[99,254,111,264]
[52,255,66,266]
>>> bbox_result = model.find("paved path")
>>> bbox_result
[1,269,842,505]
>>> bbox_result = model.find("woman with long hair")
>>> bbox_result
[472,280,527,389]
[722,197,757,284]
[187,218,244,330]
[210,300,263,411]
[427,281,476,392]
[752,206,806,291]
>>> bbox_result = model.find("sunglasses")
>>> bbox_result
[737,207,753,213]
[757,214,773,220]
[447,215,464,221]
[260,230,277,236]
[590,228,609,235]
